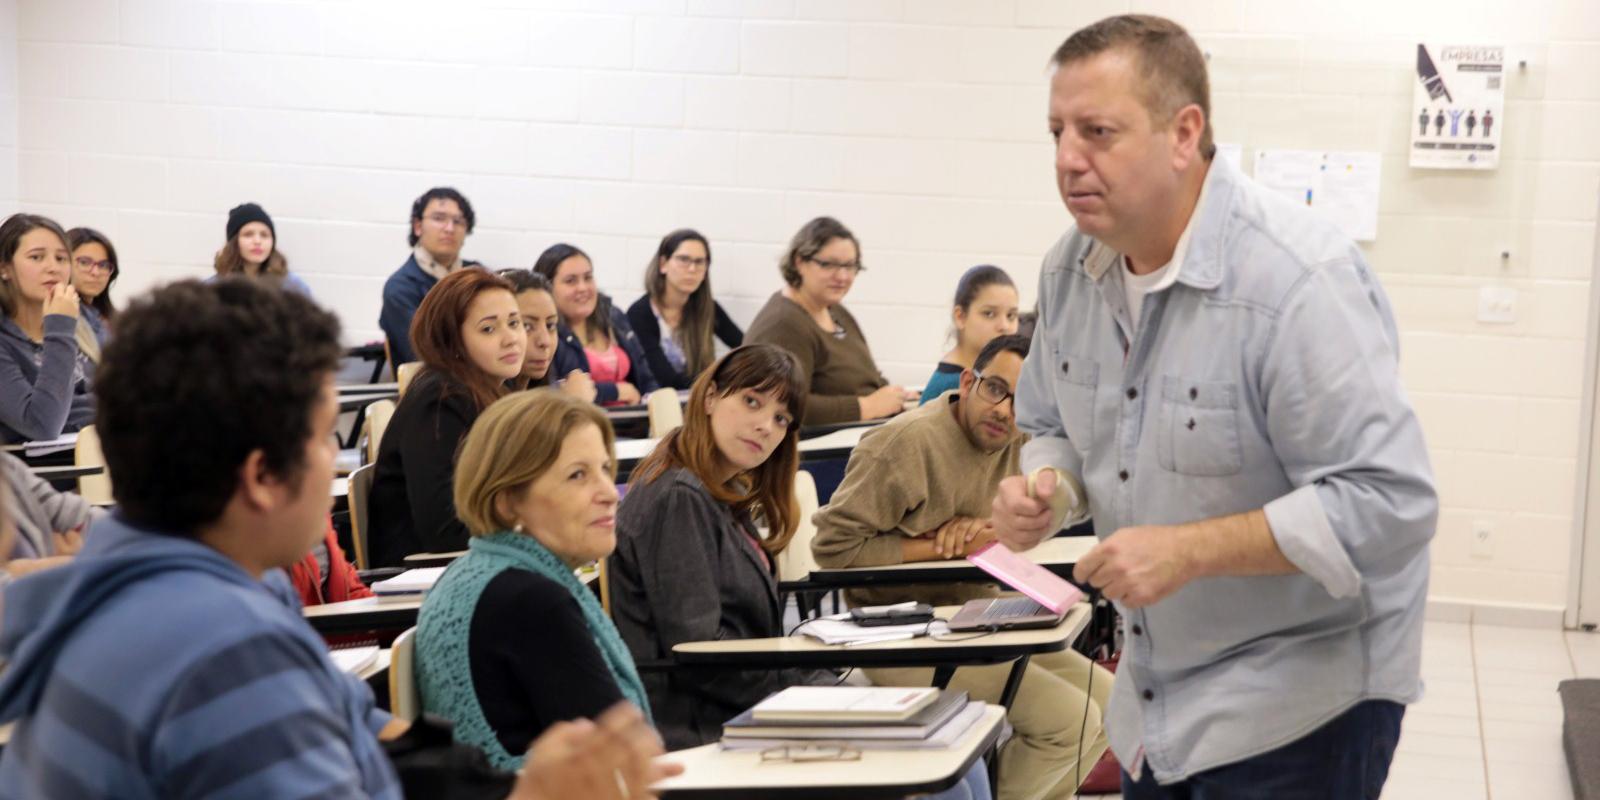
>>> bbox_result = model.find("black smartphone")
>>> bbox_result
[849,603,936,627]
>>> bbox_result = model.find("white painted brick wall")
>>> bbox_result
[5,0,1599,609]
[0,1,16,209]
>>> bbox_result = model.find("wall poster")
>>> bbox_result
[1410,43,1504,170]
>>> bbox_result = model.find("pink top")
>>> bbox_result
[585,344,630,385]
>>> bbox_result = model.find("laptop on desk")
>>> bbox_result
[947,542,1085,632]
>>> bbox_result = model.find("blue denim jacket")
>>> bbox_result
[1016,155,1437,782]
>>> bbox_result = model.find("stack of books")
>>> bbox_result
[329,645,381,676]
[720,686,984,751]
[369,567,445,603]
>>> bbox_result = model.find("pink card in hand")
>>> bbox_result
[967,542,1084,614]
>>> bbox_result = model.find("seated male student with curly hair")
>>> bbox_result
[0,278,677,800]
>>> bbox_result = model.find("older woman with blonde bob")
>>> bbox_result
[414,389,655,772]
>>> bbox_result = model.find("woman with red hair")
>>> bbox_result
[367,268,527,567]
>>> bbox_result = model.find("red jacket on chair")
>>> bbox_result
[289,520,373,606]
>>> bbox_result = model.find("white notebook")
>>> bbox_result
[752,686,940,723]
[330,645,380,675]
[371,567,445,596]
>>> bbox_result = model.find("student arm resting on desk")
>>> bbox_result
[811,448,993,569]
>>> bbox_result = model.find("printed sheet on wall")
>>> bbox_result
[1252,150,1382,243]
[1410,43,1504,170]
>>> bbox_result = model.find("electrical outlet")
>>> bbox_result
[1477,287,1517,324]
[1471,520,1494,559]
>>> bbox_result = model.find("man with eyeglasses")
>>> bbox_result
[379,187,480,366]
[812,333,1112,800]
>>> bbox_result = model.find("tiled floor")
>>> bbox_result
[1083,620,1593,800]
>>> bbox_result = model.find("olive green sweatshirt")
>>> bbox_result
[811,391,1021,608]
[744,292,887,426]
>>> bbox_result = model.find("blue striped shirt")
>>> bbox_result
[0,514,400,799]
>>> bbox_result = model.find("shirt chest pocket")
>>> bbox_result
[1051,351,1100,453]
[1157,376,1244,476]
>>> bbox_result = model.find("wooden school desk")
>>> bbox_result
[615,424,874,482]
[652,704,1006,799]
[304,596,422,635]
[672,603,1091,710]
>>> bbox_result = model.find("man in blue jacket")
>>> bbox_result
[380,187,479,366]
[0,279,679,799]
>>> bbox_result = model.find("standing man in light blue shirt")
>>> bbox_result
[992,15,1437,797]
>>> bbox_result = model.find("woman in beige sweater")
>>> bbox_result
[744,216,912,426]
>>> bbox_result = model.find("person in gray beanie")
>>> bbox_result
[213,202,312,296]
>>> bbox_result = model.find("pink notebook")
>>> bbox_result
[966,542,1085,614]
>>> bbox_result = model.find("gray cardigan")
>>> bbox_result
[609,465,830,750]
[0,452,98,582]
[0,314,95,443]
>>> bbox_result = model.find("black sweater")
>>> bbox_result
[367,370,478,567]
[469,569,624,756]
[623,296,743,390]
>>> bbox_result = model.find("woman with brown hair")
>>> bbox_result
[607,344,821,746]
[625,229,743,390]
[65,227,119,340]
[497,268,596,401]
[745,216,911,425]
[535,243,658,405]
[0,213,97,442]
[367,267,526,566]
[212,203,313,295]
[606,345,991,799]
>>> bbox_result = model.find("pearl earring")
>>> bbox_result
[513,522,524,534]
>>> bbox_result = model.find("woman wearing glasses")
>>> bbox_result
[746,216,912,426]
[65,228,118,343]
[625,229,743,390]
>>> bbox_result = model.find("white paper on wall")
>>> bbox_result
[1410,43,1504,170]
[1252,149,1382,242]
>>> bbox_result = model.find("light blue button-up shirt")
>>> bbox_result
[1016,155,1437,783]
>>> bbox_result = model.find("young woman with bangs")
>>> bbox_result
[608,344,990,799]
[609,344,813,749]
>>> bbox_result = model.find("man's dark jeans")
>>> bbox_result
[1122,700,1406,799]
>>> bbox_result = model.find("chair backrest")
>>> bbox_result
[646,387,683,438]
[363,399,397,465]
[776,470,821,582]
[347,464,376,571]
[389,626,420,722]
[74,425,114,506]
[396,362,421,397]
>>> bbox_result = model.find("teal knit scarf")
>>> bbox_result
[415,531,650,771]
